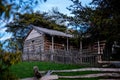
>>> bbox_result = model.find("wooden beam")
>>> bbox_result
[53,68,120,72]
[80,40,82,53]
[59,73,120,78]
[98,61,120,64]
[98,40,100,54]
[67,37,69,51]
[40,75,58,80]
[52,36,54,52]
[39,68,120,73]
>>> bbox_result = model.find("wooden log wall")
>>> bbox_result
[24,36,44,53]
[44,35,66,51]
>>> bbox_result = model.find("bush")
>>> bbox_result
[0,51,21,80]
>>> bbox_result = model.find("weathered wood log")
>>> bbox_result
[40,75,58,80]
[98,61,120,64]
[39,68,120,74]
[52,68,120,73]
[99,79,120,80]
[33,66,58,80]
[20,77,34,80]
[33,66,42,79]
[59,73,120,78]
[33,67,120,79]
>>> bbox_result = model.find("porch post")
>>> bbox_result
[98,40,100,54]
[67,37,69,51]
[52,36,54,52]
[97,40,101,61]
[80,40,82,53]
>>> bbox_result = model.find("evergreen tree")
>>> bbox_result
[6,12,67,52]
[67,0,120,60]
[0,0,47,19]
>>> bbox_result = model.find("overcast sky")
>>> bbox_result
[0,0,92,41]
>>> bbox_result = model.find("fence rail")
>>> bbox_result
[21,68,120,80]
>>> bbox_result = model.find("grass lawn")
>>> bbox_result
[10,61,99,80]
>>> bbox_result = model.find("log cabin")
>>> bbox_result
[23,25,107,62]
[23,25,73,54]
[23,25,106,54]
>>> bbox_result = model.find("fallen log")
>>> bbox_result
[40,68,120,73]
[33,67,120,80]
[98,61,120,64]
[59,73,120,78]
[99,79,120,80]
[40,75,58,80]
[52,68,120,73]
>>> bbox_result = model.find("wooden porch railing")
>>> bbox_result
[22,49,101,66]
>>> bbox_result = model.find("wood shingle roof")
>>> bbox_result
[31,25,73,38]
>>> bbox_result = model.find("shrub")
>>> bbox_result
[0,51,21,80]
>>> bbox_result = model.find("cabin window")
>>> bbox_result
[31,40,35,53]
[32,40,35,43]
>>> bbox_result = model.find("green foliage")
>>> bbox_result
[4,38,23,53]
[13,13,66,31]
[0,0,47,19]
[68,0,120,41]
[0,42,3,53]
[1,52,21,65]
[0,52,21,80]
[67,0,120,60]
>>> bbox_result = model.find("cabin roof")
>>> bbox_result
[31,25,73,38]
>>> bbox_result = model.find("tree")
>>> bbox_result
[90,0,120,39]
[66,0,91,52]
[90,0,120,60]
[0,0,47,18]
[46,2,91,52]
[6,12,67,52]
[0,0,47,46]
[0,0,47,29]
[67,0,120,60]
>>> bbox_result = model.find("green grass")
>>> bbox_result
[10,61,99,80]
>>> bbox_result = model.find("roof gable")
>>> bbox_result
[25,29,42,40]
